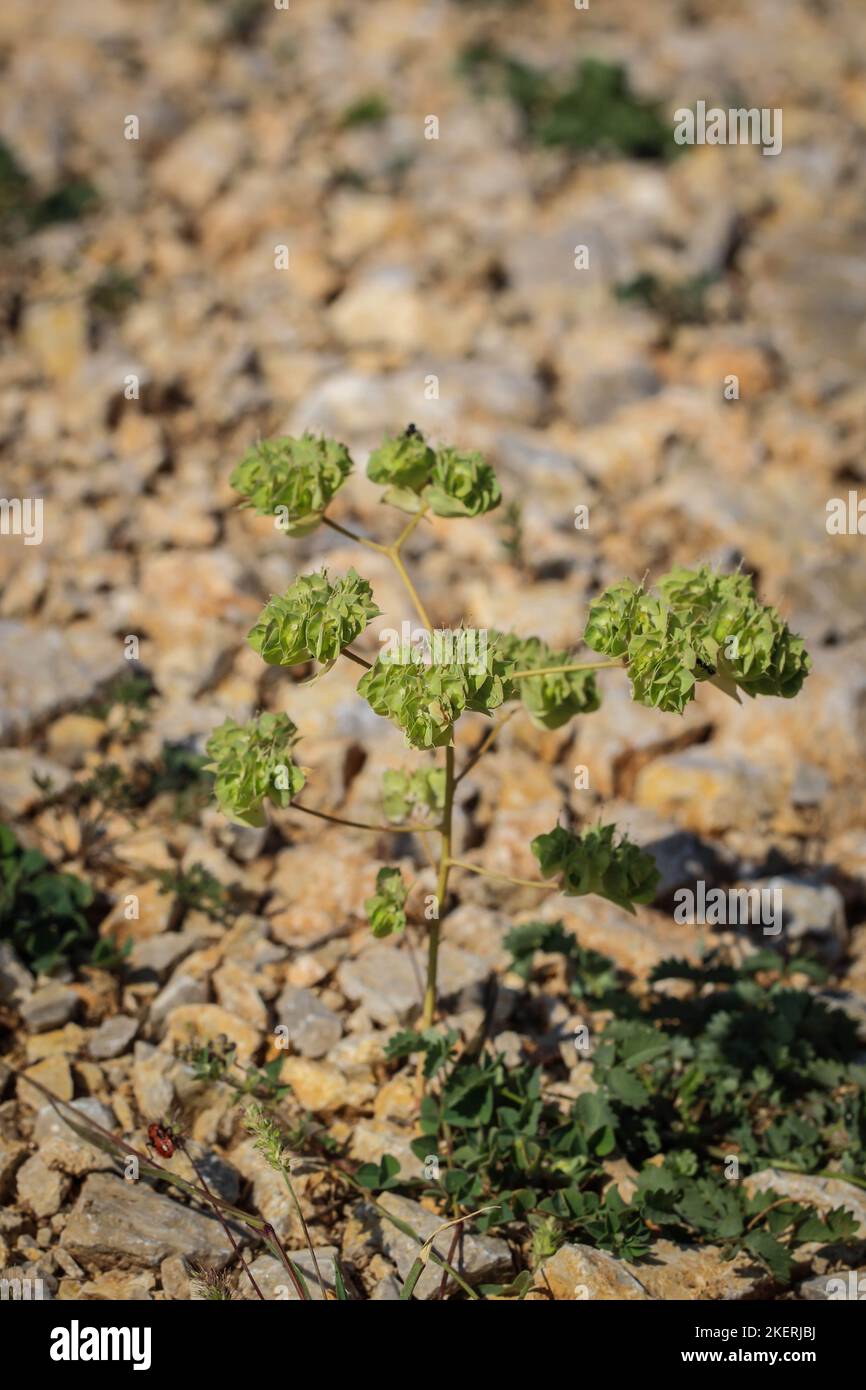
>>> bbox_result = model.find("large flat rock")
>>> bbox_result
[61,1172,241,1271]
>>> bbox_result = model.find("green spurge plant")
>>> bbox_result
[208,425,810,1045]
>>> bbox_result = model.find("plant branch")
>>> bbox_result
[448,858,557,892]
[455,708,518,784]
[322,515,388,553]
[341,646,372,670]
[289,802,428,834]
[262,1222,309,1301]
[393,505,429,552]
[177,1137,265,1301]
[279,1168,327,1299]
[421,745,455,1034]
[509,660,623,680]
[388,546,434,631]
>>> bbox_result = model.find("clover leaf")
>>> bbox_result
[205,712,306,827]
[230,434,352,536]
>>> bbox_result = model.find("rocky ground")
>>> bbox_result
[1,0,866,1300]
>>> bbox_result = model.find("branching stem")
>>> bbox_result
[322,515,388,554]
[290,802,428,834]
[448,858,556,892]
[455,708,518,784]
[422,745,455,1032]
[341,646,372,670]
[509,660,623,680]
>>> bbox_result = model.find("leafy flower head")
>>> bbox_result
[584,567,809,713]
[425,446,501,518]
[247,569,379,673]
[357,647,511,748]
[367,428,436,513]
[205,712,305,826]
[531,822,660,913]
[230,434,352,536]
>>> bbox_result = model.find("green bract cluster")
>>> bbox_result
[583,567,810,714]
[367,431,436,513]
[531,823,661,913]
[365,866,408,938]
[205,712,305,827]
[357,649,512,749]
[247,569,379,674]
[366,428,501,518]
[658,565,810,699]
[492,631,601,729]
[381,767,446,823]
[230,434,352,536]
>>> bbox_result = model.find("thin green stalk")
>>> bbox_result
[393,505,429,551]
[290,802,429,834]
[335,1171,482,1300]
[768,1162,866,1191]
[422,745,455,1030]
[245,1104,328,1299]
[509,659,623,679]
[322,515,388,553]
[455,708,518,784]
[280,1168,327,1298]
[177,1137,265,1301]
[323,504,433,632]
[263,1221,311,1301]
[389,545,434,630]
[448,858,556,892]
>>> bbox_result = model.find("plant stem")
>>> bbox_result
[509,660,623,680]
[421,745,455,1032]
[279,1168,327,1299]
[745,1198,794,1234]
[455,708,518,784]
[448,858,556,892]
[768,1162,866,1191]
[393,506,429,551]
[289,802,428,834]
[322,515,388,553]
[437,1219,464,1300]
[388,545,434,630]
[177,1138,265,1301]
[323,505,433,630]
[341,646,372,670]
[262,1222,309,1301]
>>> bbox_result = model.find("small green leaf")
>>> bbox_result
[364,866,409,938]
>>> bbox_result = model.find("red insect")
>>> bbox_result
[147,1122,176,1159]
